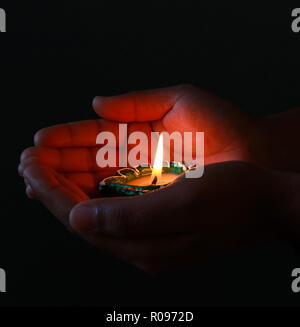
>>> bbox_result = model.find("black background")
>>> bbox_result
[0,1,300,306]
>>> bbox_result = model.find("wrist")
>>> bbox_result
[248,113,300,171]
[242,116,272,166]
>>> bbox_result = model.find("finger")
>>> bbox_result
[69,161,257,237]
[23,177,36,198]
[26,184,36,199]
[19,149,117,196]
[19,146,116,174]
[69,176,196,237]
[23,163,89,227]
[62,172,107,196]
[93,85,191,122]
[34,120,120,147]
[20,121,153,174]
[33,120,152,149]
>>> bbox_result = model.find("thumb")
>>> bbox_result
[92,84,191,123]
[69,177,191,236]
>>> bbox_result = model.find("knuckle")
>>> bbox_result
[105,206,130,237]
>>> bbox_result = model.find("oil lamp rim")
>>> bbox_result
[100,161,188,186]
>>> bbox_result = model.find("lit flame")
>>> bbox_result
[152,134,164,182]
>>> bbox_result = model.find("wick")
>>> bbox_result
[151,176,158,185]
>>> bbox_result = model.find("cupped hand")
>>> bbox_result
[18,85,276,273]
[20,158,287,274]
[19,84,255,198]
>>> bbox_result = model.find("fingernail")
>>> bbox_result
[70,204,99,232]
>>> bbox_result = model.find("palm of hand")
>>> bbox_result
[18,85,271,273]
[19,85,253,213]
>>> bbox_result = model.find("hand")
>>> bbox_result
[19,84,255,198]
[91,84,254,163]
[20,160,289,274]
[19,85,284,274]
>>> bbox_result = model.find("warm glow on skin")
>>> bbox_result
[19,84,300,275]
